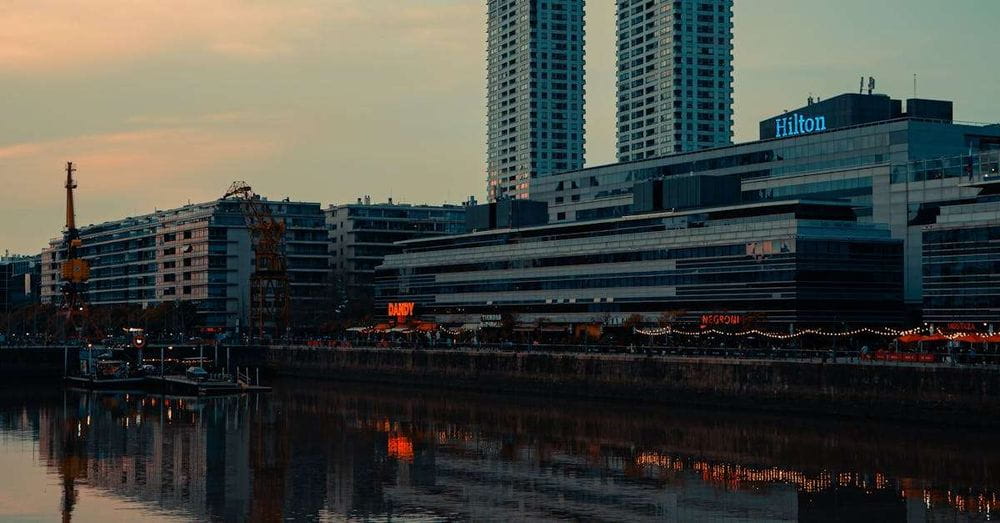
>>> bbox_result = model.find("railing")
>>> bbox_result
[258,342,1000,368]
[8,341,1000,368]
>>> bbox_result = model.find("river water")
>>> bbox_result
[0,379,995,522]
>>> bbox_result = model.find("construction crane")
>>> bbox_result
[223,181,290,338]
[60,162,90,338]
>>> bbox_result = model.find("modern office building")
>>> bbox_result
[375,200,904,328]
[616,0,734,161]
[527,92,1000,310]
[486,0,586,201]
[326,198,467,315]
[39,199,329,330]
[0,254,41,313]
[922,190,1000,325]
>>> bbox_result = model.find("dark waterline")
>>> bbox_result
[0,379,996,522]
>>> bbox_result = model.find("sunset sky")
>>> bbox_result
[2,0,998,253]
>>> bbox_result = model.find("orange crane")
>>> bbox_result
[222,181,290,338]
[60,162,90,337]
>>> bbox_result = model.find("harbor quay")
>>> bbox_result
[5,343,1000,426]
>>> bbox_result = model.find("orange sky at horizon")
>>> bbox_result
[2,0,999,253]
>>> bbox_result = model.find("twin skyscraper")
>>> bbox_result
[486,0,734,200]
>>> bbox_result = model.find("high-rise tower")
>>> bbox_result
[616,0,733,162]
[487,0,586,201]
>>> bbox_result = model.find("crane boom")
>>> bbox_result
[59,162,90,340]
[65,162,77,232]
[223,181,290,338]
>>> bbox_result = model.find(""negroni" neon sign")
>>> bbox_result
[701,314,742,326]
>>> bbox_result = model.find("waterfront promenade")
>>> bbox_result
[5,343,999,426]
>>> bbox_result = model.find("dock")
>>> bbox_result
[63,374,270,396]
[64,375,146,390]
[146,375,271,396]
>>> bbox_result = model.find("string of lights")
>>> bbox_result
[633,326,923,339]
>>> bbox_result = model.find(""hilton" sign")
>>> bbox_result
[774,113,827,138]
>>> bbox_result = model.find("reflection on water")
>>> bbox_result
[0,380,997,522]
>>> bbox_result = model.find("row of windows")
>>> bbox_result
[743,177,873,202]
[924,261,1000,277]
[384,240,898,279]
[380,265,899,298]
[391,299,900,323]
[344,207,465,220]
[925,226,1000,245]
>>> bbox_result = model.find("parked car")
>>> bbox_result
[185,367,209,381]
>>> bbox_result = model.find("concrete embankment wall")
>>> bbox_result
[252,347,1000,426]
[0,348,72,378]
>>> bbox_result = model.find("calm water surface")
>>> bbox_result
[0,379,996,522]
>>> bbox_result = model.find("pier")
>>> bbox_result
[5,344,1000,424]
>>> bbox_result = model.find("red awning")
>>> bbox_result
[954,334,997,343]
[898,334,947,343]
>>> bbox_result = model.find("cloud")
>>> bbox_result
[0,127,278,185]
[0,123,284,251]
[0,0,323,71]
[0,0,483,73]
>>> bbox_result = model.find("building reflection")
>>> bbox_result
[0,382,997,521]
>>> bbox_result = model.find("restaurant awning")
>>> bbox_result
[898,333,948,343]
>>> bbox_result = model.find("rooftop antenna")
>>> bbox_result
[913,73,917,98]
[859,76,864,94]
[867,76,875,95]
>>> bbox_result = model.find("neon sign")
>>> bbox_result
[775,113,827,138]
[387,302,415,318]
[701,314,742,326]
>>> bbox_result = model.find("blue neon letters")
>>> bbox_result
[774,113,827,138]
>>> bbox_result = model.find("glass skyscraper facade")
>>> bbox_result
[376,201,904,327]
[616,0,734,161]
[530,103,1000,306]
[923,194,1000,324]
[382,92,1000,326]
[486,0,586,201]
